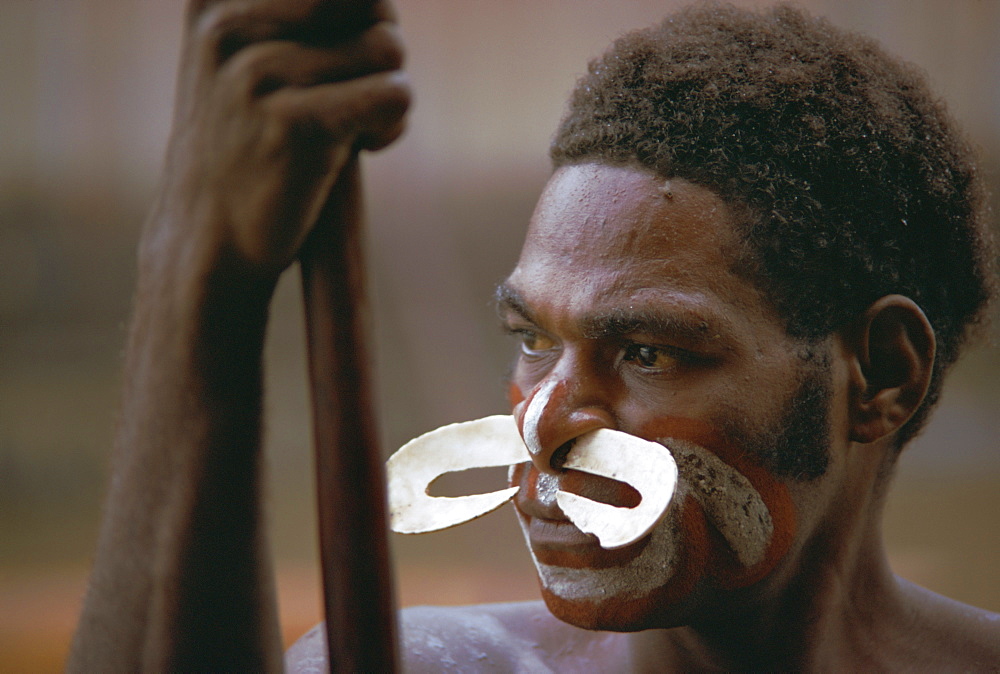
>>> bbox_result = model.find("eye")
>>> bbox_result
[513,329,557,356]
[622,343,681,370]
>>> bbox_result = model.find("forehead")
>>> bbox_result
[505,163,763,324]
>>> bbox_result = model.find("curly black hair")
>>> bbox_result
[550,2,996,446]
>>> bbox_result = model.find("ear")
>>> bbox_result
[842,295,936,444]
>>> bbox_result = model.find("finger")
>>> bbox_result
[187,0,386,28]
[262,70,411,153]
[356,115,407,153]
[223,21,404,99]
[187,0,395,65]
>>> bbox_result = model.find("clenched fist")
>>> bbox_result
[147,0,410,282]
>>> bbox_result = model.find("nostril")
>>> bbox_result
[550,439,575,471]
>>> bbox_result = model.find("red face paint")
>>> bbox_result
[640,417,796,590]
[512,415,797,630]
[507,382,525,408]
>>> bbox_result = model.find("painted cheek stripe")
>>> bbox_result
[668,439,772,567]
[640,417,797,587]
[385,416,678,549]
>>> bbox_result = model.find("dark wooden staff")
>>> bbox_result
[299,158,399,671]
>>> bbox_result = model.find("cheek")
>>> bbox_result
[639,494,710,606]
[640,418,798,590]
[705,447,796,589]
[511,407,797,629]
[508,382,525,408]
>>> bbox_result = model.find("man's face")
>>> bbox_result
[498,163,840,630]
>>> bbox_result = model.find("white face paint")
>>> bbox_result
[520,379,558,456]
[669,440,772,567]
[519,483,689,602]
[536,472,560,508]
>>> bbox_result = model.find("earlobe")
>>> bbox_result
[845,295,935,444]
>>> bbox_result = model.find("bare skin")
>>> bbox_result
[290,164,1000,672]
[67,1,409,671]
[71,2,999,671]
[489,164,999,671]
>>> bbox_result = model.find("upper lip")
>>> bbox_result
[513,474,571,522]
[513,468,655,565]
[513,467,641,521]
[516,500,571,526]
[513,482,599,552]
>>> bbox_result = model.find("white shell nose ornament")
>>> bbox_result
[556,429,678,549]
[385,416,678,549]
[386,415,527,534]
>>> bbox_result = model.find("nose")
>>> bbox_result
[514,374,615,474]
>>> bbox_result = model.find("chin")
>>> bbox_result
[527,494,712,631]
[539,584,701,632]
[535,559,770,633]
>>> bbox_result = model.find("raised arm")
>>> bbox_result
[67,1,409,670]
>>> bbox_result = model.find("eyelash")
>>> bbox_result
[620,342,690,370]
[507,328,556,356]
[505,324,696,371]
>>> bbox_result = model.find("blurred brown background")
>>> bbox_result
[1,0,998,670]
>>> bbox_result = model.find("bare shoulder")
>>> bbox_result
[896,577,1000,669]
[286,601,625,673]
[400,601,557,672]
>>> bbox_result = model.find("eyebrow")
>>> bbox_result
[494,282,536,324]
[579,309,716,345]
[495,281,723,346]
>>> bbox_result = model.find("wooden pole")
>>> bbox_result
[299,159,399,671]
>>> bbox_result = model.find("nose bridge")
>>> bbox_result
[515,358,614,473]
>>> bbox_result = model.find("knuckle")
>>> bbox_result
[356,77,412,151]
[260,101,299,148]
[365,22,406,71]
[359,118,407,152]
[380,73,413,116]
[258,72,412,157]
[193,2,251,64]
[221,42,281,99]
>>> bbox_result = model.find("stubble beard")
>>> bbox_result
[732,347,834,481]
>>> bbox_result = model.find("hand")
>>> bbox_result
[147,0,410,281]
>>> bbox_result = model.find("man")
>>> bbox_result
[70,1,998,671]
